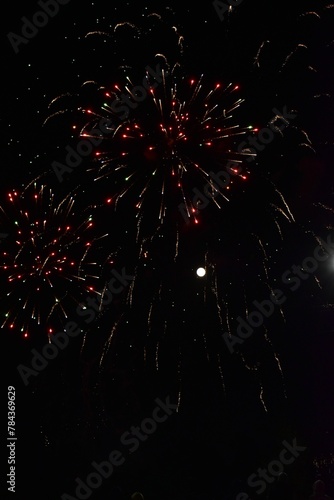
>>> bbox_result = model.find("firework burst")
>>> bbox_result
[40,7,334,419]
[0,182,108,339]
[47,58,260,258]
[44,19,294,417]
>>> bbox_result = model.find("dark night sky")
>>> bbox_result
[2,1,334,500]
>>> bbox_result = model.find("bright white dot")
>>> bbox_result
[196,267,206,277]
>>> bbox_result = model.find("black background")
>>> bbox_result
[2,1,334,499]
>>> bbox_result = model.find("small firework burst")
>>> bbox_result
[0,182,107,339]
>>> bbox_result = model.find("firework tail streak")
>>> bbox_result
[51,63,163,183]
[16,267,134,386]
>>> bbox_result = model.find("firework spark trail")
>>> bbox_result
[299,129,313,146]
[174,227,179,261]
[314,203,334,215]
[252,234,270,282]
[312,275,322,290]
[259,383,268,413]
[254,40,270,68]
[272,186,296,222]
[216,353,226,395]
[176,345,182,413]
[155,341,159,370]
[99,314,124,368]
[211,266,224,328]
[299,143,316,154]
[280,44,308,71]
[238,358,268,413]
[263,326,287,399]
[299,11,321,19]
